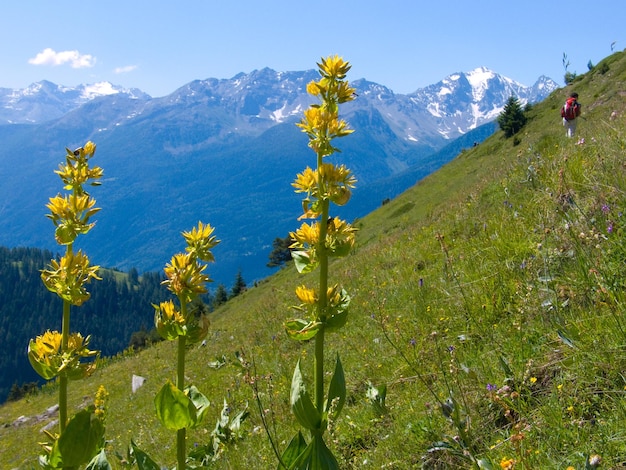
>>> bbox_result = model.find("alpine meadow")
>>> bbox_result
[1,49,626,469]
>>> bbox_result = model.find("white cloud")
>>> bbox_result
[114,65,138,74]
[28,48,96,68]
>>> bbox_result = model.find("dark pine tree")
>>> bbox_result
[267,235,293,268]
[230,269,247,299]
[213,284,228,307]
[497,96,527,138]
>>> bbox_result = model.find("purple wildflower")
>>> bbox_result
[486,383,496,392]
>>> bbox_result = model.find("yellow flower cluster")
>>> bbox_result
[46,193,100,245]
[54,142,101,191]
[155,222,217,343]
[163,253,210,302]
[94,385,108,420]
[295,284,346,311]
[154,300,187,340]
[28,330,97,380]
[499,457,515,469]
[41,250,101,306]
[293,163,356,218]
[296,55,355,158]
[183,221,219,262]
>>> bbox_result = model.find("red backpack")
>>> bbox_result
[561,98,579,120]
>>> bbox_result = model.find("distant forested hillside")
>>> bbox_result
[0,246,169,402]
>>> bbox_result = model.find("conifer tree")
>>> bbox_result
[497,96,527,138]
[230,269,247,298]
[213,284,228,307]
[267,235,293,268]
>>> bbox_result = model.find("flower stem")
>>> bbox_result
[176,303,188,470]
[59,241,73,435]
[59,299,70,434]
[315,152,330,413]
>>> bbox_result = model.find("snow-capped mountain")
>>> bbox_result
[0,80,150,124]
[0,67,557,139]
[0,67,558,284]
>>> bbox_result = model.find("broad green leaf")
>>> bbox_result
[85,449,112,470]
[186,385,210,426]
[229,405,250,435]
[328,240,352,258]
[187,314,210,344]
[292,250,317,274]
[154,381,196,431]
[285,319,322,341]
[290,433,339,470]
[49,407,104,467]
[27,339,59,380]
[477,457,495,469]
[130,439,161,470]
[279,431,307,470]
[290,360,322,431]
[325,354,346,419]
[325,308,348,332]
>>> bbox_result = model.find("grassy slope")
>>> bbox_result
[1,50,626,469]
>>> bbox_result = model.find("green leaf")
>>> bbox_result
[292,250,317,274]
[290,433,339,470]
[325,288,350,332]
[229,404,250,435]
[85,449,112,470]
[49,407,105,467]
[279,431,307,470]
[290,360,322,431]
[130,439,161,470]
[557,329,576,348]
[27,339,60,380]
[325,354,346,419]
[477,457,495,469]
[328,240,352,258]
[154,381,196,431]
[498,354,513,378]
[186,385,210,427]
[324,308,348,332]
[187,314,210,344]
[285,319,322,341]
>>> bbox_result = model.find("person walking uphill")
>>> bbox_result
[561,92,582,137]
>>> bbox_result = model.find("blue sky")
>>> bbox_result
[1,0,623,97]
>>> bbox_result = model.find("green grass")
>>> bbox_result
[2,50,626,469]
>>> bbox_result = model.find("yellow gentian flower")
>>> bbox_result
[163,252,209,301]
[318,55,351,80]
[290,222,320,248]
[41,250,101,305]
[295,285,318,305]
[182,221,220,263]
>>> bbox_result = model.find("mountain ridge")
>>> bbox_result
[0,66,558,284]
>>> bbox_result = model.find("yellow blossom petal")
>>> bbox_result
[295,285,317,305]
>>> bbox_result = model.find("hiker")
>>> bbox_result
[561,92,582,137]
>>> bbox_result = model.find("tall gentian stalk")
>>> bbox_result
[153,222,219,469]
[282,55,357,469]
[29,142,105,467]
